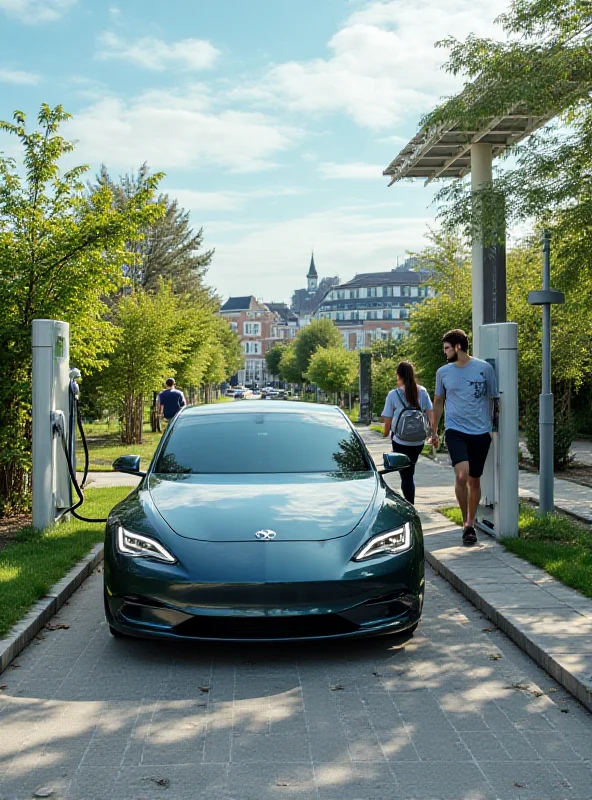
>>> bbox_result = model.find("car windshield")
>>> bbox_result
[153,411,371,474]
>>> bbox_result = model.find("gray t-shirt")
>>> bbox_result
[382,385,433,446]
[435,357,499,435]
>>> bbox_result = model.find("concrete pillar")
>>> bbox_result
[471,143,493,357]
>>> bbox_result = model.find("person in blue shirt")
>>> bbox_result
[381,361,435,505]
[431,329,499,546]
[158,378,186,427]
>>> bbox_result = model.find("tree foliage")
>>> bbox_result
[0,105,162,513]
[278,344,303,384]
[305,347,358,395]
[97,165,214,294]
[292,319,343,379]
[265,342,286,378]
[425,0,592,287]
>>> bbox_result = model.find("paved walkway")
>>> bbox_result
[422,444,592,524]
[360,428,592,713]
[2,566,592,799]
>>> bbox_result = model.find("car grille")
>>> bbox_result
[173,613,358,639]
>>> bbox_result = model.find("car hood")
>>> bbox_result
[147,472,377,542]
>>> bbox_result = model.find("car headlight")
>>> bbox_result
[116,526,176,563]
[353,523,411,561]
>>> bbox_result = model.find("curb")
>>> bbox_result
[0,543,104,675]
[424,527,592,714]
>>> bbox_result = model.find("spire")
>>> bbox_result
[307,251,318,279]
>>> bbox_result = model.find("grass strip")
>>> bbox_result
[439,503,592,598]
[0,487,131,637]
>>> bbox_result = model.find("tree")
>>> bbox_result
[97,165,214,294]
[306,347,358,397]
[278,344,303,384]
[367,338,402,363]
[99,283,194,443]
[292,319,343,379]
[371,357,398,417]
[424,0,592,287]
[265,342,286,379]
[404,234,473,396]
[0,105,162,513]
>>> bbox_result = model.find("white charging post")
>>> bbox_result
[32,319,72,530]
[476,322,519,538]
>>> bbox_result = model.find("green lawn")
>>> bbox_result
[0,486,131,637]
[77,423,162,472]
[439,504,592,598]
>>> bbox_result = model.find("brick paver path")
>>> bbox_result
[1,564,591,799]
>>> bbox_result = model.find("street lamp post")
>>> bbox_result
[527,232,565,515]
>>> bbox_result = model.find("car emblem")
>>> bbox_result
[255,530,277,540]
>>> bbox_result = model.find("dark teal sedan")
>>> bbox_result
[104,402,424,641]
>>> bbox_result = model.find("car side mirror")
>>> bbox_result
[112,455,146,477]
[380,452,411,473]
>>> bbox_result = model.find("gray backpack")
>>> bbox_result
[393,388,427,443]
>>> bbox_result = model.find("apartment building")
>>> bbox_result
[219,297,298,386]
[313,268,434,350]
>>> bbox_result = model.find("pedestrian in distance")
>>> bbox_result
[158,378,186,429]
[431,329,499,546]
[381,360,436,505]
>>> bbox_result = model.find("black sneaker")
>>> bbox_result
[462,526,477,546]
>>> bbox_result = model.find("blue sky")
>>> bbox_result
[0,0,507,303]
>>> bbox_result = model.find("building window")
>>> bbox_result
[400,308,409,318]
[230,322,238,332]
[244,322,261,336]
[383,286,393,297]
[336,311,345,321]
[244,342,262,355]
[401,286,411,297]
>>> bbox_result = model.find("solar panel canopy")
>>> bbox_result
[383,108,556,185]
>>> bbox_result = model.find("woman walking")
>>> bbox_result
[381,361,435,505]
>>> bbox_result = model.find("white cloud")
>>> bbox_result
[66,89,300,173]
[0,0,75,23]
[167,187,304,212]
[208,205,433,301]
[319,162,383,180]
[234,0,506,131]
[97,31,220,71]
[0,67,40,85]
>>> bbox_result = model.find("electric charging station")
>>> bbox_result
[32,319,72,529]
[32,319,94,530]
[476,322,519,538]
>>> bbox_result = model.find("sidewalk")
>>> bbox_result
[359,426,592,712]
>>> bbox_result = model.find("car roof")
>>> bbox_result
[180,401,344,417]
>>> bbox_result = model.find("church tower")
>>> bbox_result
[307,252,318,292]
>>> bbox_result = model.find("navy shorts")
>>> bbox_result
[445,429,492,478]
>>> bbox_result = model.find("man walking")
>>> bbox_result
[431,329,498,546]
[158,378,186,428]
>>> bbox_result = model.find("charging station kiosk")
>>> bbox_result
[32,319,73,530]
[476,322,519,538]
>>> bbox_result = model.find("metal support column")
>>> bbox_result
[471,143,492,357]
[528,232,565,515]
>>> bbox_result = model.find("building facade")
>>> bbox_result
[219,297,299,387]
[313,268,434,350]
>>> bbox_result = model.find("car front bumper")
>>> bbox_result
[104,535,424,642]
